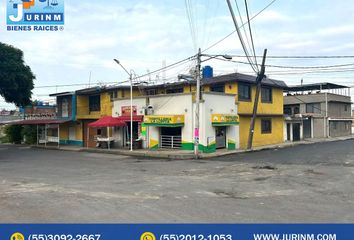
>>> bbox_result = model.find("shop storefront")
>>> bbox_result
[144,115,185,149]
[211,114,239,150]
[112,92,240,153]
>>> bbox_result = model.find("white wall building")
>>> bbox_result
[112,93,240,153]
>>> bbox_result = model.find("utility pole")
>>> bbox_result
[194,48,201,158]
[247,49,267,149]
[129,72,133,151]
[113,59,134,151]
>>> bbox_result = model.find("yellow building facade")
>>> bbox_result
[202,73,286,149]
[51,73,286,150]
[75,86,144,147]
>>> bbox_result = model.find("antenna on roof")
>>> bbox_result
[162,60,166,84]
[88,71,92,88]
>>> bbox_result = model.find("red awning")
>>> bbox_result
[88,116,127,128]
[116,115,144,122]
[9,119,70,125]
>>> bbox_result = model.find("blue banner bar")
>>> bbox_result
[0,224,353,240]
[24,13,64,22]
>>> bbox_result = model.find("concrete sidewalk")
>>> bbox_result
[30,135,354,160]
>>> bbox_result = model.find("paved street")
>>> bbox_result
[0,140,354,223]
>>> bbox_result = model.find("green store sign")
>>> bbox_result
[144,115,184,127]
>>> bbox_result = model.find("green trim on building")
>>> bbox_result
[227,139,236,150]
[198,143,216,153]
[149,144,159,150]
[212,122,239,126]
[59,140,83,146]
[181,141,216,153]
[181,142,194,150]
[144,123,184,127]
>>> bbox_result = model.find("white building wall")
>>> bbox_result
[112,98,147,117]
[112,93,240,151]
[112,98,147,147]
[201,93,239,150]
[149,94,194,146]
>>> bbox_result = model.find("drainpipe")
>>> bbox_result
[325,92,328,138]
[72,93,77,121]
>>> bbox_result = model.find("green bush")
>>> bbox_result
[4,125,23,144]
[22,125,37,144]
[0,135,9,143]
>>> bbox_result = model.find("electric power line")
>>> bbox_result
[234,0,256,70]
[215,57,354,70]
[226,0,258,74]
[203,0,277,53]
[230,55,354,59]
[244,0,258,71]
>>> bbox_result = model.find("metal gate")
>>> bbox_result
[303,118,312,139]
[160,135,182,149]
[215,126,226,149]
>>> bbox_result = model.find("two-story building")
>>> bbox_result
[284,83,352,141]
[202,73,287,149]
[112,92,240,153]
[48,91,82,145]
[76,85,145,148]
[44,70,287,151]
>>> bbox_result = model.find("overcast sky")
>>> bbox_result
[1,0,354,109]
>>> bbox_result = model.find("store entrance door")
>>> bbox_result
[215,126,226,149]
[160,127,182,149]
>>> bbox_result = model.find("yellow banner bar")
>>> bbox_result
[211,114,239,125]
[144,115,185,126]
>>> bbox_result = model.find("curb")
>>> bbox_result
[28,136,354,160]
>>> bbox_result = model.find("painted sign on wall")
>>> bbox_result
[121,106,137,116]
[144,115,185,127]
[211,114,239,126]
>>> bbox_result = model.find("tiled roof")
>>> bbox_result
[202,72,287,88]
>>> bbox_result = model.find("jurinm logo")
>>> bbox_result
[7,0,64,25]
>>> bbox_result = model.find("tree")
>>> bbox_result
[22,125,37,144]
[0,42,35,106]
[4,125,23,144]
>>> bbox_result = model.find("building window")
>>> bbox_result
[306,103,321,114]
[89,95,100,112]
[294,106,300,114]
[61,98,68,118]
[261,86,272,103]
[210,84,225,93]
[51,128,58,137]
[166,88,184,94]
[110,91,117,101]
[238,83,251,101]
[146,89,157,96]
[284,106,292,115]
[261,119,272,134]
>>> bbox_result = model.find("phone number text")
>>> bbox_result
[28,234,101,240]
[160,234,232,240]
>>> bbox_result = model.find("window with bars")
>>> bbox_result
[261,119,272,134]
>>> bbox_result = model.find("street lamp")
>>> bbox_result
[193,49,233,158]
[113,59,134,151]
